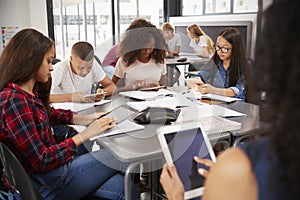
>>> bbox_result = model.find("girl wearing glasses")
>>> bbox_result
[189,28,251,101]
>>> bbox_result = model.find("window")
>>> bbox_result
[52,0,164,60]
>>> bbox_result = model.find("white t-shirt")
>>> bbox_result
[189,35,208,53]
[114,58,167,86]
[51,58,106,94]
[166,33,181,52]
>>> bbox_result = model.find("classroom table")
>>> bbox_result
[78,89,268,200]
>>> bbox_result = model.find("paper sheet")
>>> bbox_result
[119,89,172,100]
[51,99,111,112]
[177,104,245,123]
[127,96,181,111]
[181,90,241,103]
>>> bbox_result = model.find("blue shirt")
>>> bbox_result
[241,138,285,200]
[194,59,246,101]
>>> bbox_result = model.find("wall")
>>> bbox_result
[0,0,48,53]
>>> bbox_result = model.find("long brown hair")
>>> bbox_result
[187,24,215,55]
[0,29,54,116]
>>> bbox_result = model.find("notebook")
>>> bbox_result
[157,122,216,199]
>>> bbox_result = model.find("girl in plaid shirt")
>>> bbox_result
[0,29,133,200]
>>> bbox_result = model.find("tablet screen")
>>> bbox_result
[104,105,136,124]
[161,126,215,198]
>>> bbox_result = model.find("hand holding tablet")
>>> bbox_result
[185,77,204,87]
[137,85,166,91]
[158,122,216,199]
[83,91,107,101]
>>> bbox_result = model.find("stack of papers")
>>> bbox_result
[177,104,245,122]
[199,116,241,135]
[51,99,111,112]
[181,90,241,103]
[119,89,173,100]
[127,96,181,111]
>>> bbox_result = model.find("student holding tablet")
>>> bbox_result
[112,21,168,91]
[188,28,251,102]
[157,123,216,199]
[0,29,134,200]
[50,41,117,103]
[161,1,299,199]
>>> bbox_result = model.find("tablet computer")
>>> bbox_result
[103,105,137,124]
[83,91,107,98]
[157,122,216,199]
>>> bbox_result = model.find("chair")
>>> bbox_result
[0,142,44,200]
[52,58,61,65]
[94,55,102,66]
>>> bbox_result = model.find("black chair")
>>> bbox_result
[52,58,61,65]
[94,55,102,66]
[0,142,44,200]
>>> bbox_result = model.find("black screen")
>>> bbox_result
[164,127,212,192]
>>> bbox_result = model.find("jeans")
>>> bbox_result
[31,150,136,200]
[52,124,92,156]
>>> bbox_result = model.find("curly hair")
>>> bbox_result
[255,1,300,199]
[119,26,168,66]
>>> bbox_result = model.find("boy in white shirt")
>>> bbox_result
[51,42,117,103]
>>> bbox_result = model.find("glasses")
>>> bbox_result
[214,45,232,53]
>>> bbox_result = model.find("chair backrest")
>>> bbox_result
[0,142,44,200]
[52,58,61,65]
[94,55,102,66]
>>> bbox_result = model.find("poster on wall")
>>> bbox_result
[1,26,19,49]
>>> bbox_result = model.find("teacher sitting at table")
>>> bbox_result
[187,28,251,102]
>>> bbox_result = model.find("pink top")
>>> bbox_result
[102,44,120,67]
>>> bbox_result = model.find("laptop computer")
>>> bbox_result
[157,122,216,199]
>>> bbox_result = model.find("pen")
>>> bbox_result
[176,105,189,108]
[97,111,110,119]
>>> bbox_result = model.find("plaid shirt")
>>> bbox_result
[0,82,77,175]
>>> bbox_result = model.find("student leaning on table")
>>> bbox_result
[50,41,117,103]
[187,28,251,102]
[162,22,182,85]
[0,28,134,200]
[101,18,157,79]
[187,24,215,58]
[160,0,299,199]
[112,23,169,91]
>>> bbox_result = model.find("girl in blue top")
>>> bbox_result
[191,28,251,101]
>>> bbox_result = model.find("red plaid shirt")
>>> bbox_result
[0,82,77,175]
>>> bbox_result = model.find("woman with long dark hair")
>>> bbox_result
[0,28,133,200]
[160,0,300,199]
[188,28,251,101]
